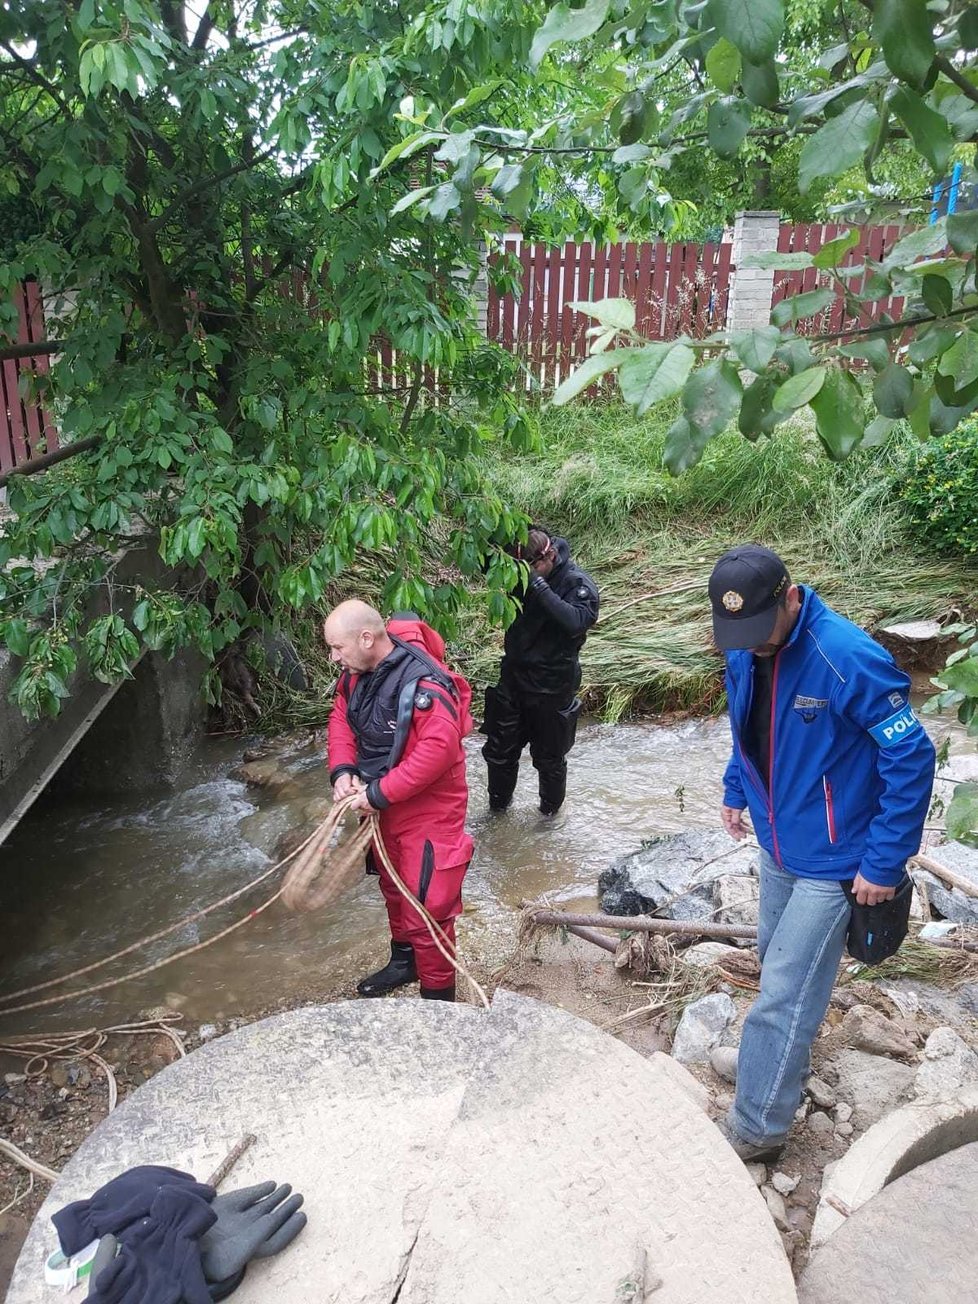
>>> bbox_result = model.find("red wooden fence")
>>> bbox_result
[1,282,57,475]
[771,222,908,334]
[487,238,733,394]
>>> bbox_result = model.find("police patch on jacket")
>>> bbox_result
[869,705,922,747]
[793,693,828,723]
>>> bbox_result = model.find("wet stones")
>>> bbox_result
[598,830,758,924]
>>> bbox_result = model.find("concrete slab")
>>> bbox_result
[811,1087,978,1248]
[799,1141,978,1303]
[8,993,796,1304]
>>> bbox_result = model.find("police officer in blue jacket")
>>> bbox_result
[709,544,935,1162]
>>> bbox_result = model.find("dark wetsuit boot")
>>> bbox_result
[356,942,417,997]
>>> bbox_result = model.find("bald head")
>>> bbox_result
[323,600,393,674]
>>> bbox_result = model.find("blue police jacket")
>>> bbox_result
[722,587,936,886]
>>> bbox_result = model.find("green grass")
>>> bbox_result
[263,402,978,729]
[474,403,978,718]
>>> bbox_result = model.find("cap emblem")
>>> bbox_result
[722,590,744,612]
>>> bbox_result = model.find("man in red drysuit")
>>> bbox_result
[324,599,473,1002]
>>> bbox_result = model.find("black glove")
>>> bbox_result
[200,1182,306,1285]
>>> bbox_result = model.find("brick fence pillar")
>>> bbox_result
[726,210,780,333]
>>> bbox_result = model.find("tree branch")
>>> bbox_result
[0,436,101,489]
[935,56,978,107]
[191,1,216,50]
[816,302,978,342]
[0,340,63,362]
[148,150,276,233]
[0,41,69,115]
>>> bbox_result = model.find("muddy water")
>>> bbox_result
[0,708,972,1033]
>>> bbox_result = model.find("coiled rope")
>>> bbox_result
[0,795,487,1018]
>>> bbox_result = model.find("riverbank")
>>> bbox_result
[264,405,978,730]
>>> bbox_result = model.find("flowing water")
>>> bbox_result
[0,705,972,1034]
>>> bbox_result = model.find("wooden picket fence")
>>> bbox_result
[1,281,57,476]
[771,222,909,334]
[487,238,733,393]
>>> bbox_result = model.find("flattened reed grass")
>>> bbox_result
[261,402,978,729]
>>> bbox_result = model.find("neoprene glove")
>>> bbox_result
[200,1181,306,1284]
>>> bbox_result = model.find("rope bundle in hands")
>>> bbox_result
[281,794,374,913]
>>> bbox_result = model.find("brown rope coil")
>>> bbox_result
[281,796,374,912]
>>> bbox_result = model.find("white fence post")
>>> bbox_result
[726,210,780,333]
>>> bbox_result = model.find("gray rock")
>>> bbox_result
[838,1005,916,1060]
[808,1112,835,1139]
[830,1049,916,1131]
[599,830,758,922]
[745,1163,767,1187]
[834,1102,852,1124]
[885,978,975,1027]
[806,1077,837,1110]
[914,1026,978,1100]
[710,1046,739,1084]
[762,1185,790,1231]
[771,1171,800,1197]
[713,873,760,941]
[671,993,737,1065]
[197,1023,220,1042]
[913,870,978,925]
[956,983,978,1017]
[835,1122,853,1138]
[681,942,744,969]
[924,839,978,888]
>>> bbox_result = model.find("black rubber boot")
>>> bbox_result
[356,942,417,997]
[420,984,456,1002]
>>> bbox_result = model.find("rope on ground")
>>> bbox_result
[0,1137,59,1184]
[0,815,333,1009]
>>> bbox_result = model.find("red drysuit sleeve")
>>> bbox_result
[326,677,360,782]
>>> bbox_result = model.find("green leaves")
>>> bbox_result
[730,326,781,373]
[798,101,880,194]
[773,367,826,413]
[706,38,741,94]
[937,329,978,396]
[872,364,914,418]
[707,0,784,64]
[662,358,743,473]
[770,287,834,328]
[810,369,866,459]
[707,97,751,158]
[551,350,629,405]
[530,0,610,68]
[618,343,696,414]
[947,782,978,849]
[947,210,978,256]
[813,229,859,270]
[874,0,935,89]
[568,298,636,331]
[890,88,953,175]
[684,359,743,438]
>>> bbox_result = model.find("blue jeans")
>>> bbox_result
[729,850,851,1146]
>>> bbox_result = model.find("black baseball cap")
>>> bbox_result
[709,545,790,651]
